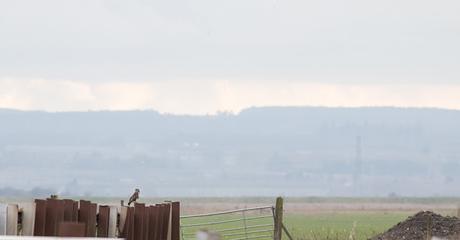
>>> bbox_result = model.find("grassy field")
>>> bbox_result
[176,197,460,240]
[180,211,410,240]
[284,212,409,240]
[180,210,410,240]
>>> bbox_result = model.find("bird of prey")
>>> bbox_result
[128,188,140,206]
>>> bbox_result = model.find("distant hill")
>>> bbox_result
[0,107,459,197]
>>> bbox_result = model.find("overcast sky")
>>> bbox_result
[0,0,459,114]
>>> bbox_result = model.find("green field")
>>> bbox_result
[284,212,409,240]
[180,210,410,240]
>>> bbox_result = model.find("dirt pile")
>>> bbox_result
[371,211,460,240]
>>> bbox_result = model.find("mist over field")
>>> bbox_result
[1,106,459,197]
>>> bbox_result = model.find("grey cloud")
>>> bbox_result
[0,0,459,83]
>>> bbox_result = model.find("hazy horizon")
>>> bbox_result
[1,105,460,115]
[1,106,459,197]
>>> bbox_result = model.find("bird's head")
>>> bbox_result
[135,188,140,193]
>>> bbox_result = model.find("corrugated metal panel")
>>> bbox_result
[44,199,64,236]
[62,200,77,222]
[88,203,97,237]
[97,206,109,237]
[126,207,135,240]
[156,204,165,240]
[57,222,86,237]
[78,200,90,237]
[134,203,145,240]
[142,206,149,240]
[33,200,46,236]
[170,202,180,240]
[147,205,159,240]
[161,204,171,240]
[3,199,181,239]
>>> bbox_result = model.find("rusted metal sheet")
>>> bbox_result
[44,199,64,236]
[147,205,158,240]
[170,202,180,240]
[6,204,19,235]
[161,204,171,240]
[119,209,127,239]
[26,199,181,239]
[143,206,150,240]
[134,203,146,240]
[167,204,172,240]
[63,199,77,222]
[97,205,110,237]
[88,203,97,237]
[121,207,134,240]
[45,200,58,236]
[33,199,47,236]
[57,222,86,237]
[73,201,79,221]
[155,205,164,240]
[155,203,170,240]
[79,200,97,237]
[79,200,90,237]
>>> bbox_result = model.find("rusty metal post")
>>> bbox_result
[149,205,159,240]
[89,203,97,237]
[79,200,96,237]
[156,204,165,240]
[72,201,79,222]
[63,199,77,222]
[134,203,146,240]
[162,204,171,240]
[98,205,110,237]
[122,207,135,240]
[45,199,64,236]
[79,200,90,237]
[33,199,47,236]
[170,202,180,240]
[143,206,150,240]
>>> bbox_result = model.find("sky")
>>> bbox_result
[0,0,459,114]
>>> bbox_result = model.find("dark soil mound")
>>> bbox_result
[371,211,460,240]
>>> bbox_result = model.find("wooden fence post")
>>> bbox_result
[274,197,283,240]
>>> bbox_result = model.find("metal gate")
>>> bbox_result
[180,206,275,240]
